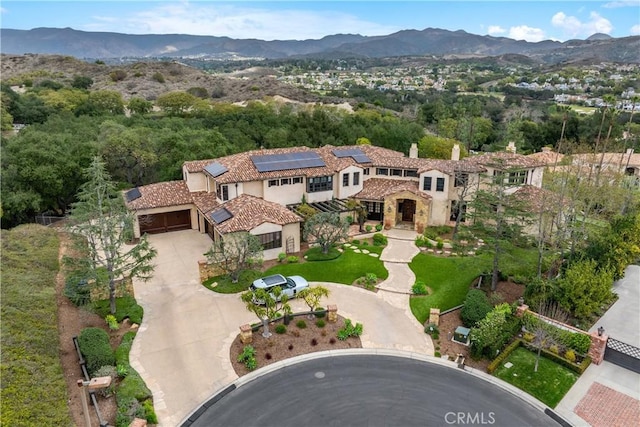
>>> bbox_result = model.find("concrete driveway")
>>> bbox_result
[130,230,433,427]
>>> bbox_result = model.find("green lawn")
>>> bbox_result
[494,347,578,408]
[409,253,491,324]
[206,244,388,293]
[1,225,73,427]
[265,244,388,284]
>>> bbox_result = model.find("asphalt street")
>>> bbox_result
[185,355,557,427]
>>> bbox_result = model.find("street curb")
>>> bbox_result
[179,349,572,426]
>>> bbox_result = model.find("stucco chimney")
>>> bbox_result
[451,144,460,161]
[506,141,516,153]
[409,143,418,159]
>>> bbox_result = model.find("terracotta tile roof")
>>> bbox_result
[463,151,545,169]
[212,194,302,234]
[571,152,640,168]
[191,191,219,214]
[511,185,564,213]
[354,178,431,201]
[527,150,565,165]
[184,146,336,184]
[124,181,192,210]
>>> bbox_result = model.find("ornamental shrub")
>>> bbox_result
[372,233,387,246]
[365,225,373,232]
[287,256,299,263]
[375,224,383,232]
[237,345,257,371]
[275,324,287,334]
[412,281,428,295]
[565,349,576,363]
[460,289,493,327]
[277,252,286,262]
[78,327,115,376]
[296,320,307,329]
[315,319,326,328]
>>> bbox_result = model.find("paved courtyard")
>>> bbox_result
[130,230,433,426]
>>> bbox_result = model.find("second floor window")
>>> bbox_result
[307,175,333,193]
[281,178,291,185]
[423,176,432,191]
[353,172,360,186]
[436,177,445,192]
[342,173,349,187]
[363,168,370,176]
[455,172,469,187]
[508,170,528,185]
[268,180,279,187]
[376,168,389,176]
[391,169,402,177]
[293,177,303,184]
[219,184,229,201]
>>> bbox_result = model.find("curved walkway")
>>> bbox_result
[130,230,432,426]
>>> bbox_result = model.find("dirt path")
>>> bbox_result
[55,231,116,426]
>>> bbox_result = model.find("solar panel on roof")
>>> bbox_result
[204,162,228,178]
[251,152,325,172]
[332,148,371,164]
[125,187,141,202]
[210,208,233,224]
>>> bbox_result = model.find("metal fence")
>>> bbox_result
[605,337,640,373]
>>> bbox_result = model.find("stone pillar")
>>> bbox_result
[516,304,529,318]
[588,331,608,365]
[429,308,440,326]
[198,259,209,283]
[239,324,253,344]
[327,305,338,323]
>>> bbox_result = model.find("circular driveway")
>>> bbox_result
[184,354,556,427]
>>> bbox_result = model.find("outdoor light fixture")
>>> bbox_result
[597,326,605,337]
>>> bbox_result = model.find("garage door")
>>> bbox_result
[139,210,191,234]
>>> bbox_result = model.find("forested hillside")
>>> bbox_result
[1,55,638,229]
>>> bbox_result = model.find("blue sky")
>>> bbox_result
[1,1,639,42]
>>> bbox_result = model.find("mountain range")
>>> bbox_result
[2,27,639,63]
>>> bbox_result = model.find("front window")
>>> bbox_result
[220,185,229,201]
[391,169,402,177]
[268,179,279,187]
[436,177,445,192]
[404,170,418,177]
[363,168,370,176]
[423,176,432,191]
[257,231,282,250]
[455,172,468,187]
[353,172,360,186]
[342,173,349,187]
[281,178,291,185]
[508,170,528,185]
[293,177,303,184]
[307,175,333,193]
[376,168,389,176]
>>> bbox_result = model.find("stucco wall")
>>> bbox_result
[336,166,364,199]
[184,169,207,192]
[243,180,263,198]
[263,179,305,205]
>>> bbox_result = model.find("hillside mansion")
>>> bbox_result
[125,143,546,260]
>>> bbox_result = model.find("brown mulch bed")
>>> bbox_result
[56,232,139,427]
[429,280,525,372]
[230,315,362,376]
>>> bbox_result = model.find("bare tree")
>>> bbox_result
[525,301,570,373]
[303,212,349,254]
[205,232,263,283]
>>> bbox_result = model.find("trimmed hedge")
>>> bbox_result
[115,331,154,427]
[487,339,522,374]
[78,327,115,375]
[522,341,592,375]
[489,339,592,375]
[460,289,492,327]
[93,295,144,324]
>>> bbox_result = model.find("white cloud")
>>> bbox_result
[551,11,613,38]
[603,1,640,8]
[487,25,506,36]
[508,25,546,42]
[631,24,640,35]
[83,3,399,40]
